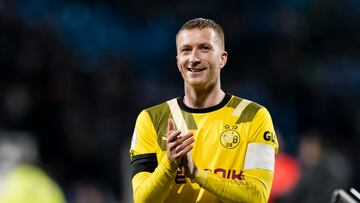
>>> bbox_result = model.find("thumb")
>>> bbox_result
[168,118,175,133]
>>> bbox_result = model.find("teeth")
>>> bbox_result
[188,68,202,72]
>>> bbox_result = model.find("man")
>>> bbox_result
[130,18,279,203]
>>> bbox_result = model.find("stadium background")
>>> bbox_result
[0,0,359,202]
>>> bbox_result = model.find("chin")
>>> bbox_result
[186,80,207,88]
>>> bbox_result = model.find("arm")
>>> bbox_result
[192,168,273,203]
[132,155,178,203]
[180,149,273,203]
[181,107,279,203]
[130,114,194,203]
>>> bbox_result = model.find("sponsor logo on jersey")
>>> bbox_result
[263,131,276,143]
[220,124,240,149]
[159,134,168,151]
[175,168,243,184]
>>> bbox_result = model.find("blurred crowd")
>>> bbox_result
[0,0,359,202]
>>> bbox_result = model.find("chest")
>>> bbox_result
[189,113,250,169]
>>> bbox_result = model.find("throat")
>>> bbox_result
[183,89,225,109]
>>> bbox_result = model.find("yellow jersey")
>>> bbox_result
[130,93,279,203]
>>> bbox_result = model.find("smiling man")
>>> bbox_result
[130,18,279,203]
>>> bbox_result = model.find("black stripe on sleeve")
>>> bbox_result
[131,153,158,178]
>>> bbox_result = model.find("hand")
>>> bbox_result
[166,119,194,166]
[180,153,198,179]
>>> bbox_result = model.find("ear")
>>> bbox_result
[219,51,228,69]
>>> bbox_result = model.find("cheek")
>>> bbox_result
[176,59,186,76]
[177,58,187,69]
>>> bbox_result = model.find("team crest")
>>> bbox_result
[220,124,240,149]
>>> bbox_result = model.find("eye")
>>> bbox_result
[181,47,191,54]
[200,46,211,52]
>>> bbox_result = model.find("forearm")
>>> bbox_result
[193,169,273,203]
[132,156,178,203]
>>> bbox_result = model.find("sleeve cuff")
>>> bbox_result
[193,169,208,187]
[161,156,179,173]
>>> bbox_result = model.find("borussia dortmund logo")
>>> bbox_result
[220,125,240,149]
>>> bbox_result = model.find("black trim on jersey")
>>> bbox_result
[131,153,158,178]
[177,93,232,113]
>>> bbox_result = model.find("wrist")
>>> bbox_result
[189,166,198,179]
[193,169,208,187]
[167,152,180,166]
[164,156,180,172]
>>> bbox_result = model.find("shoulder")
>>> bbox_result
[229,95,266,124]
[144,99,174,116]
[138,98,176,124]
[229,95,264,108]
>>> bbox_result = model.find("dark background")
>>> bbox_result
[0,0,359,202]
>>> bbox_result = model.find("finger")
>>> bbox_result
[168,118,175,133]
[174,145,193,158]
[186,152,193,159]
[167,138,180,151]
[170,132,193,151]
[176,132,194,143]
[167,130,181,143]
[175,138,195,153]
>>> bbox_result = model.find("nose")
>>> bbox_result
[189,49,201,64]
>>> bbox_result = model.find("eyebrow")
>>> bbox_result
[179,42,213,49]
[198,43,213,47]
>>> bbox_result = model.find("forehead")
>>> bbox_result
[176,28,220,47]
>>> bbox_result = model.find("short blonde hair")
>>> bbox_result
[176,18,225,49]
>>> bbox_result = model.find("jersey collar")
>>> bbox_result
[177,93,232,113]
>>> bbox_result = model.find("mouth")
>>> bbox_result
[187,67,206,72]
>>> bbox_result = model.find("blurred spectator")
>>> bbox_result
[276,131,353,203]
[0,131,66,203]
[66,181,118,203]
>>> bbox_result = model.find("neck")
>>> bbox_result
[183,83,225,109]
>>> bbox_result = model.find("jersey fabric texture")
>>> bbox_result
[130,93,279,203]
